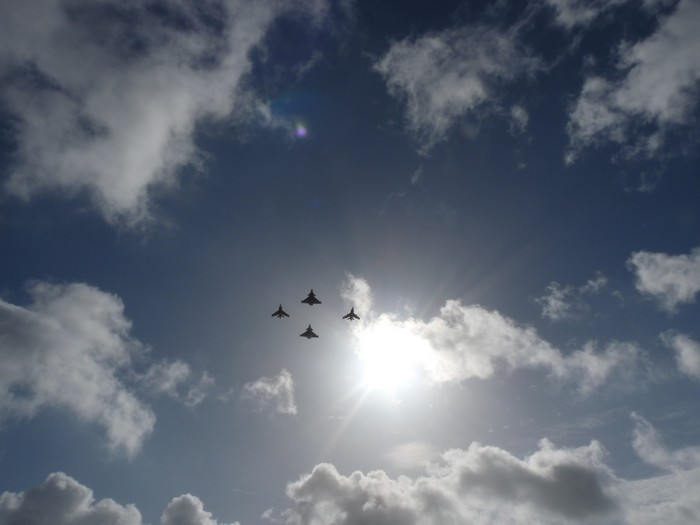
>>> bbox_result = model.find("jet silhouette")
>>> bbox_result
[342,307,360,320]
[300,324,318,338]
[272,305,289,318]
[301,289,321,305]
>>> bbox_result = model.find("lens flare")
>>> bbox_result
[294,122,308,138]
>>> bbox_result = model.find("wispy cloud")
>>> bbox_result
[0,281,154,458]
[0,0,331,227]
[375,22,539,152]
[384,440,438,470]
[627,247,700,313]
[340,273,374,316]
[542,0,629,29]
[243,369,297,415]
[631,412,700,472]
[565,0,700,163]
[137,360,215,408]
[536,272,608,321]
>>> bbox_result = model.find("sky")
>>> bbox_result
[1,0,700,523]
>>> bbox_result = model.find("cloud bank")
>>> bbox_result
[4,418,700,525]
[279,415,700,524]
[0,0,329,226]
[0,472,238,525]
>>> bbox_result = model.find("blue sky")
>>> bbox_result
[2,0,700,524]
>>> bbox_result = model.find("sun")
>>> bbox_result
[355,319,424,393]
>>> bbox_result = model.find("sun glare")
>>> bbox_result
[356,321,424,393]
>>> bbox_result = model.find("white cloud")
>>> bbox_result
[375,24,539,152]
[0,0,331,226]
[138,361,215,408]
[509,104,529,134]
[537,282,577,320]
[543,0,628,29]
[283,416,700,525]
[161,494,239,525]
[566,0,700,162]
[627,248,700,313]
[0,473,238,525]
[284,439,617,524]
[343,276,646,395]
[0,472,143,524]
[661,332,700,380]
[5,419,700,525]
[340,273,374,317]
[536,272,608,321]
[243,369,297,415]
[631,412,700,472]
[0,281,154,458]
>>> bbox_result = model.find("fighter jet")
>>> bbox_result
[300,324,318,339]
[272,305,289,318]
[342,307,360,321]
[301,289,321,305]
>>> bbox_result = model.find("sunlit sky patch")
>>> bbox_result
[2,1,700,524]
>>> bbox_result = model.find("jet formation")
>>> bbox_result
[271,289,360,338]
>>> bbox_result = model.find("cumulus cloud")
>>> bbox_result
[661,332,700,380]
[284,439,617,524]
[536,272,608,321]
[243,369,297,415]
[344,276,647,395]
[282,416,700,525]
[0,0,330,226]
[566,0,700,162]
[375,23,539,152]
[627,247,700,313]
[162,494,239,525]
[7,420,700,525]
[0,473,237,525]
[0,281,154,458]
[0,472,142,524]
